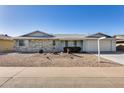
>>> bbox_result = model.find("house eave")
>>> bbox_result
[13,37,115,41]
[13,37,58,40]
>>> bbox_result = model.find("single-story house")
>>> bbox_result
[0,34,15,52]
[13,31,116,53]
[114,35,124,46]
[114,35,124,51]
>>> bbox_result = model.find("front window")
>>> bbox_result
[65,41,68,47]
[19,40,25,46]
[74,41,77,47]
[53,40,56,46]
[80,40,83,46]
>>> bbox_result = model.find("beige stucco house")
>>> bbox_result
[0,34,15,52]
[114,35,124,51]
[13,31,116,53]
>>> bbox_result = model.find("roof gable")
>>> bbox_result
[86,32,112,38]
[21,31,54,38]
[0,34,13,40]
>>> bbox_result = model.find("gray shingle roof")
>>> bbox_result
[86,32,112,38]
[21,30,54,37]
[14,32,114,40]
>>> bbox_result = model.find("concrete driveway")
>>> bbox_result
[101,53,124,65]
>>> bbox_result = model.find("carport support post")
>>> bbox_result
[97,39,100,62]
[97,37,106,62]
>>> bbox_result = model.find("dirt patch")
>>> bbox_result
[0,53,123,67]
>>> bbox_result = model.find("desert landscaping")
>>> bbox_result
[0,53,123,67]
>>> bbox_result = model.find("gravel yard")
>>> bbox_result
[0,53,123,67]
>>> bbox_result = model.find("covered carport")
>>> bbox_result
[84,33,116,52]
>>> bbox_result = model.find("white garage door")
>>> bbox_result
[100,40,112,51]
[86,40,112,52]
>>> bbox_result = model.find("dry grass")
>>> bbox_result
[0,53,123,67]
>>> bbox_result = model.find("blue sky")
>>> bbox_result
[0,5,124,36]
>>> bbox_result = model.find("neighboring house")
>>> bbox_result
[114,35,124,46]
[114,35,124,51]
[0,34,15,52]
[14,31,116,53]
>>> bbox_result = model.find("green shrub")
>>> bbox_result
[39,49,43,53]
[64,47,81,53]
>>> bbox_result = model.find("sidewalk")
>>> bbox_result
[0,67,124,88]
